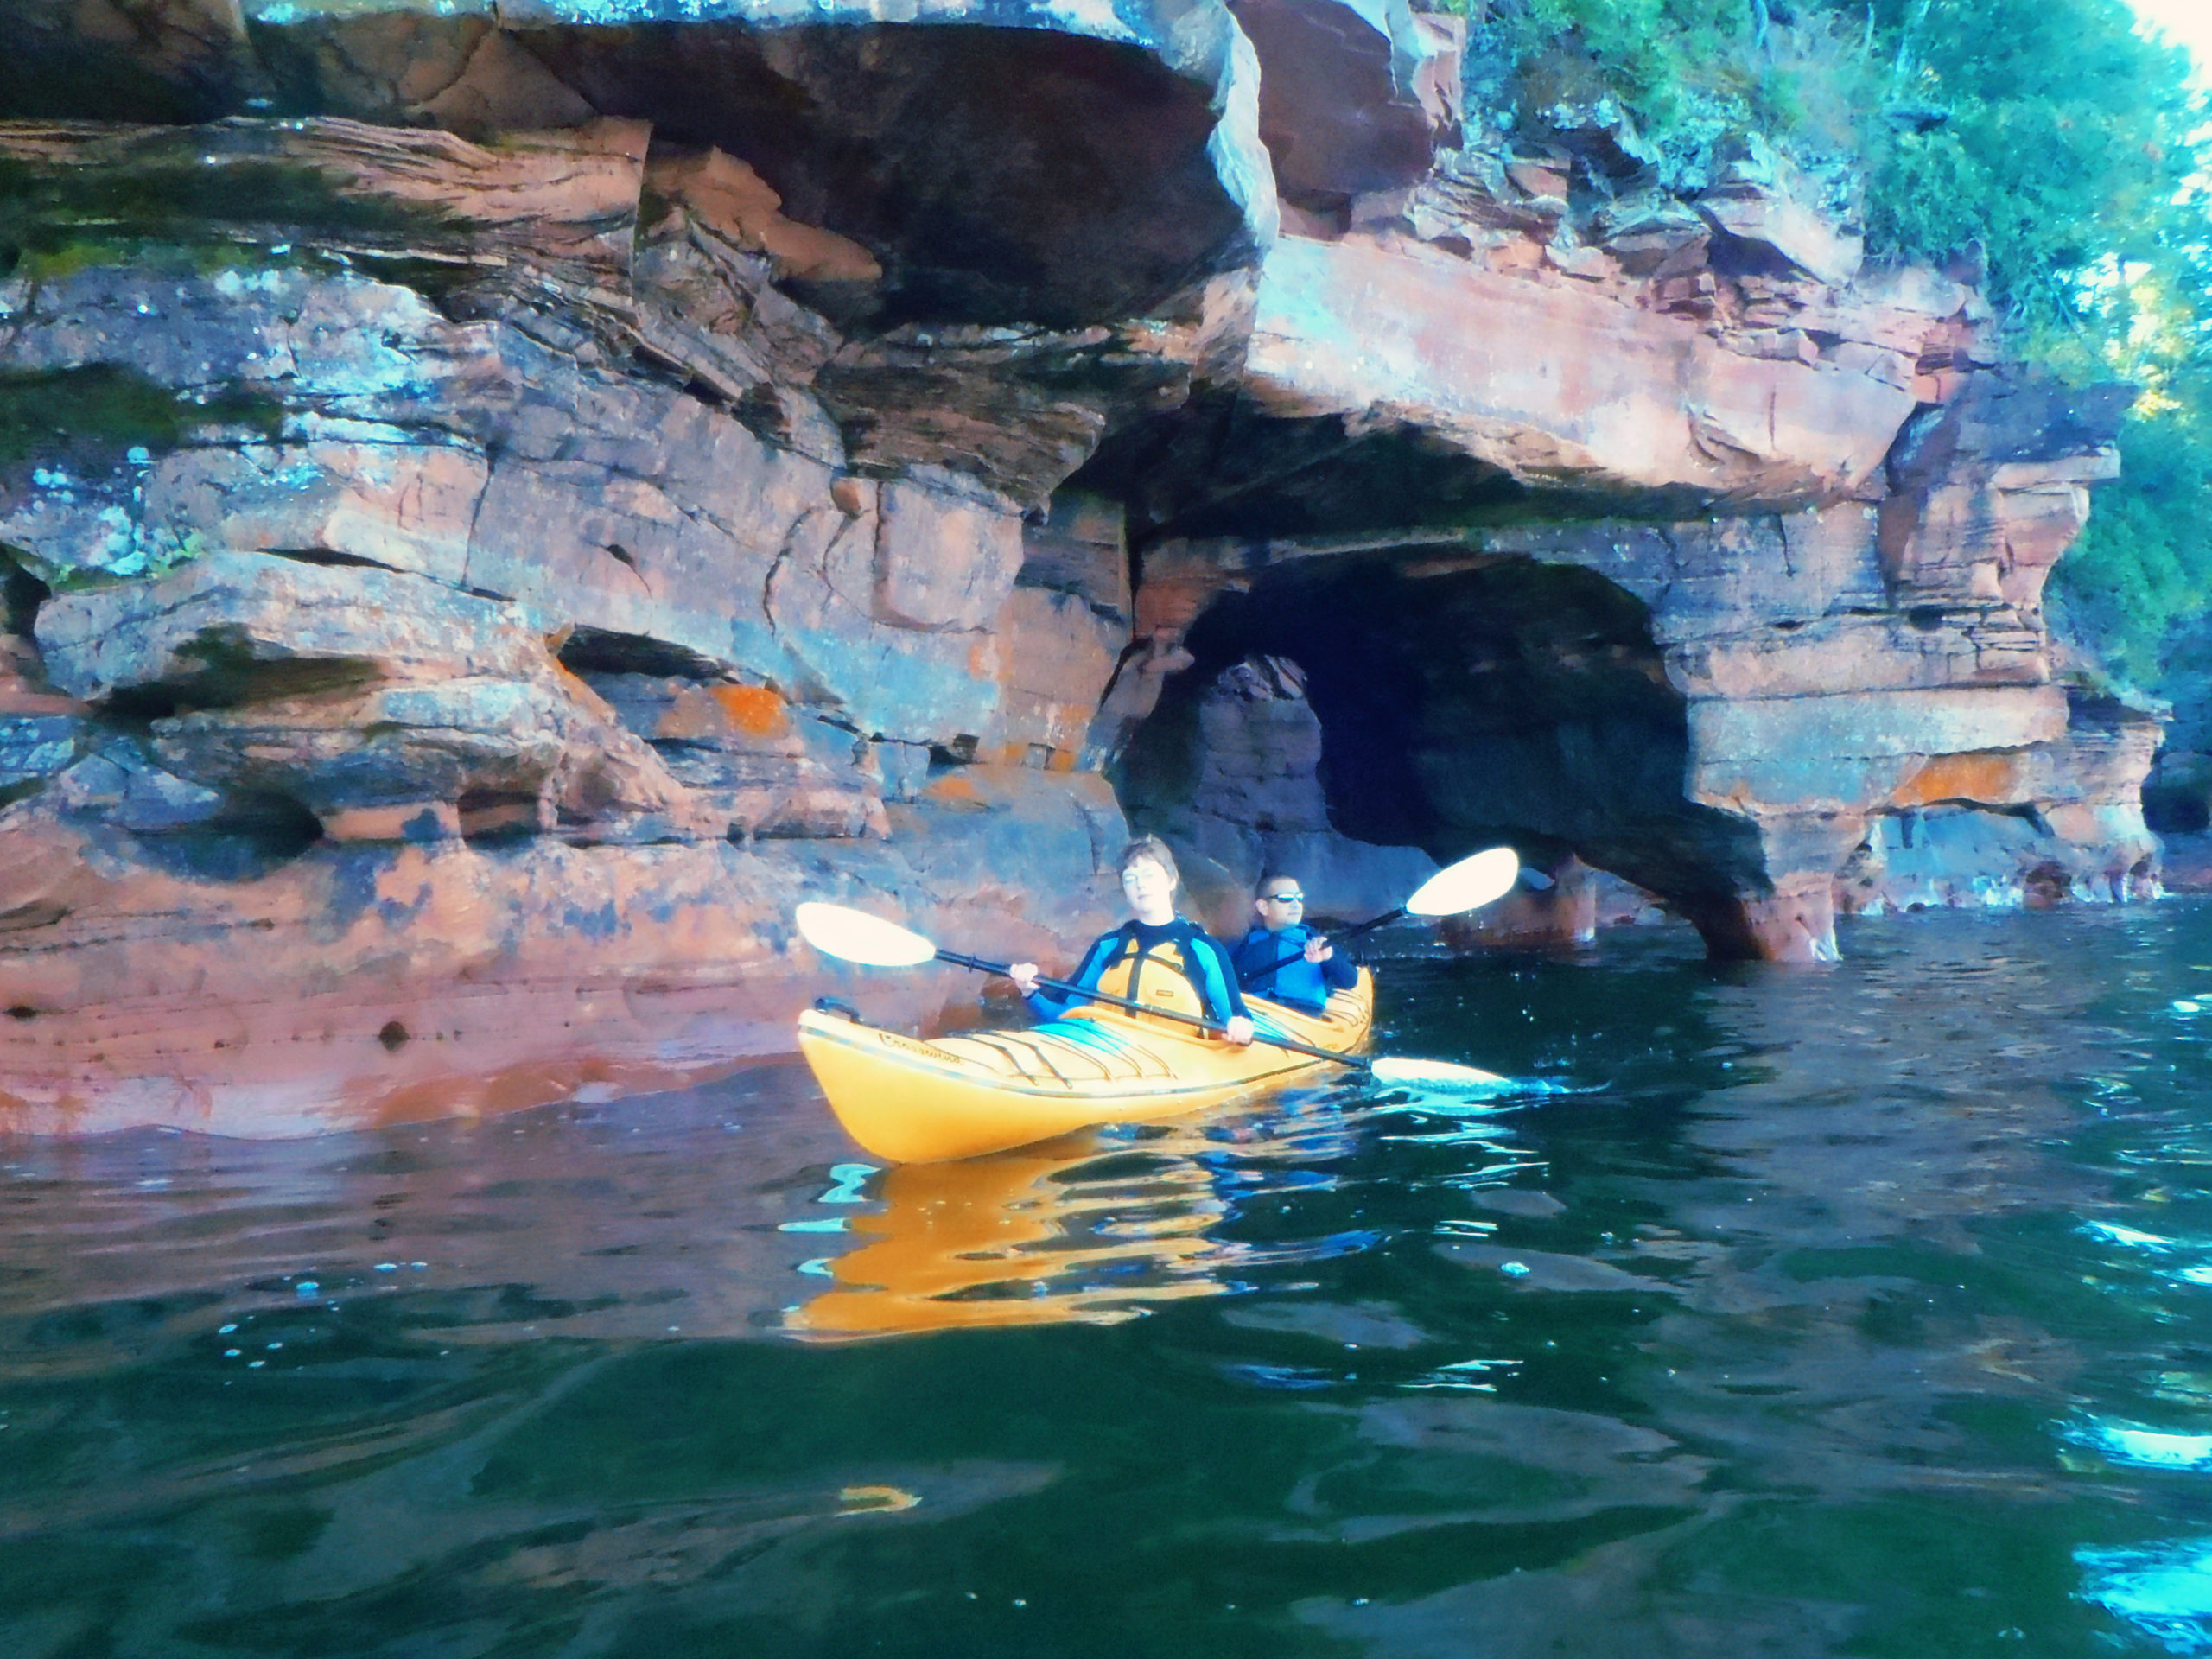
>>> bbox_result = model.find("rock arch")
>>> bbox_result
[1116,549,1806,957]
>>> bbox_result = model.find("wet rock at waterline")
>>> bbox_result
[0,0,2169,1129]
[0,764,1127,1135]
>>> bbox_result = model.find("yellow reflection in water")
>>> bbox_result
[785,1103,1354,1341]
[837,1484,922,1514]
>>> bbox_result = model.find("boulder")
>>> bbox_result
[645,147,882,289]
[814,323,1183,509]
[30,550,727,842]
[1593,194,1712,276]
[143,668,720,845]
[147,679,575,829]
[463,435,823,680]
[143,442,490,587]
[52,741,235,837]
[0,714,78,797]
[1698,136,1866,289]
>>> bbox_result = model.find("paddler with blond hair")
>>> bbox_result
[1007,835,1256,1046]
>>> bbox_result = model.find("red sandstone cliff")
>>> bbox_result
[0,0,2156,1130]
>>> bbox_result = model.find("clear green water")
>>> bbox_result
[14,905,2212,1656]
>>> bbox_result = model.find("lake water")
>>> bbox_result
[10,904,2212,1656]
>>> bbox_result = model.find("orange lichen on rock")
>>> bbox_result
[1891,753,2023,809]
[922,772,982,804]
[710,683,792,739]
[645,683,794,745]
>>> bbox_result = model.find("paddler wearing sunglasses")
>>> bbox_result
[1230,872,1358,1014]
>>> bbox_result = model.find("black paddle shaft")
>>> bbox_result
[931,948,1373,1072]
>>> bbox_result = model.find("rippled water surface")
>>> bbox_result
[17,905,2212,1656]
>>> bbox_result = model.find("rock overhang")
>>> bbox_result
[0,0,1277,329]
[1242,232,1918,514]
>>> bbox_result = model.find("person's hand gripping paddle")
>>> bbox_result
[1238,846,1525,984]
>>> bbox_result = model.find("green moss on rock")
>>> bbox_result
[0,365,280,468]
[0,138,459,279]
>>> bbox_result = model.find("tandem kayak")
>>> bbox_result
[797,970,1375,1163]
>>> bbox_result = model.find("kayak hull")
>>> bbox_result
[798,971,1374,1162]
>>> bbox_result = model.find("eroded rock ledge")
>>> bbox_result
[0,0,2158,1129]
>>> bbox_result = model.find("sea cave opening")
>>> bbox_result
[1116,550,1770,937]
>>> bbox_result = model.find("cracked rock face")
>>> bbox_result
[0,90,1174,1128]
[0,0,2164,1132]
[1085,0,2148,966]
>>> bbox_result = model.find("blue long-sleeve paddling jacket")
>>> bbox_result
[1231,925,1358,1013]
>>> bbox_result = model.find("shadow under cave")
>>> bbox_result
[1118,554,1773,926]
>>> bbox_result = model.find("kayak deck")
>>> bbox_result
[797,970,1374,1162]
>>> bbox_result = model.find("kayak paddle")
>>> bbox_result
[1242,844,1522,986]
[793,902,1506,1091]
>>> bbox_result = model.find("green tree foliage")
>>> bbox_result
[1467,0,2212,713]
[1482,0,1872,162]
[2056,399,2211,675]
[1860,0,2196,331]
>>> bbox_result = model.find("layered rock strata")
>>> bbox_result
[0,0,2161,1133]
[1128,416,2151,960]
[1095,0,2149,963]
[0,10,1258,1128]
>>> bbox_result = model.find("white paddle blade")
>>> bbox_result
[1403,846,1521,918]
[1370,1058,1515,1093]
[795,902,939,969]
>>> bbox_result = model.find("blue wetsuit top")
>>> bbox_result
[1231,924,1358,1013]
[1026,918,1249,1025]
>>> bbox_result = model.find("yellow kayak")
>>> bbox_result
[797,970,1375,1162]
